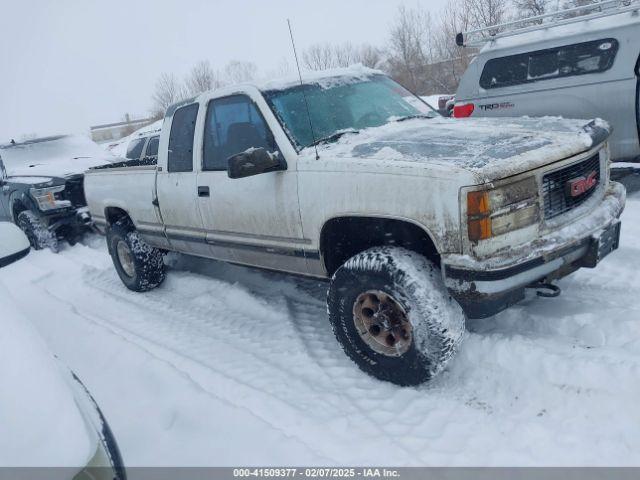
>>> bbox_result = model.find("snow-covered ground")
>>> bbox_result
[1,186,640,466]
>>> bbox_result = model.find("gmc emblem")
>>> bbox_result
[566,171,598,197]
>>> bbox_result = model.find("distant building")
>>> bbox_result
[90,114,156,144]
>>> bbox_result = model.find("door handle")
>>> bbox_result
[198,186,210,197]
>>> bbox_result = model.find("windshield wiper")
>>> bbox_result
[395,114,434,122]
[308,129,359,147]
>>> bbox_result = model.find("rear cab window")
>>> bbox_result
[168,104,199,172]
[126,138,146,160]
[480,38,619,89]
[144,136,160,158]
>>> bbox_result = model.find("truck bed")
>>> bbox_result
[84,165,160,235]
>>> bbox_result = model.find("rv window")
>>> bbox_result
[480,38,619,89]
[528,51,558,80]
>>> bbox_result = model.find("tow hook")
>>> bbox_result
[526,282,561,298]
[76,208,92,225]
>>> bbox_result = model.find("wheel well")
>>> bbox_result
[104,207,131,226]
[11,200,28,223]
[320,216,440,276]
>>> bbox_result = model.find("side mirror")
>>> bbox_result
[227,148,285,179]
[0,222,30,268]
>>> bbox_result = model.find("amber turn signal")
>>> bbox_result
[468,217,492,241]
[467,191,492,241]
[467,191,490,216]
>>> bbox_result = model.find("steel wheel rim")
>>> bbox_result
[353,290,412,357]
[116,240,135,278]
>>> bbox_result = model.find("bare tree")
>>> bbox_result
[430,0,476,93]
[302,43,336,70]
[334,42,362,67]
[223,60,258,84]
[185,60,223,96]
[512,0,549,18]
[464,0,509,34]
[559,0,602,18]
[151,73,186,117]
[386,4,435,93]
[274,57,293,76]
[302,42,384,70]
[359,44,383,69]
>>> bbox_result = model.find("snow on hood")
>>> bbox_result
[0,284,95,466]
[303,116,606,183]
[1,135,114,178]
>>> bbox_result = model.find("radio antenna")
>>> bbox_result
[287,19,319,160]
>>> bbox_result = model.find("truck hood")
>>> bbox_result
[6,174,67,188]
[1,135,114,178]
[8,156,112,178]
[311,116,609,183]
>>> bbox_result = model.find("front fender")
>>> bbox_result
[8,188,39,221]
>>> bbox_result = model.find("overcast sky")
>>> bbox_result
[0,0,448,141]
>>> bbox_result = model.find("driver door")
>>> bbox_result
[196,94,307,273]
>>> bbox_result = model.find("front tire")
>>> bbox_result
[17,210,59,252]
[107,219,165,292]
[327,247,465,386]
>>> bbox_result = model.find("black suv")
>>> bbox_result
[0,135,112,251]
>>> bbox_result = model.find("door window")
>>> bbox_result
[168,103,199,172]
[126,138,146,160]
[203,95,278,171]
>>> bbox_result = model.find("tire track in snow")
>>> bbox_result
[15,218,640,465]
[39,262,422,464]
[31,283,335,464]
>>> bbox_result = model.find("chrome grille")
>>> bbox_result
[542,153,600,220]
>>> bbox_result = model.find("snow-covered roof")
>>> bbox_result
[1,135,114,178]
[104,119,163,158]
[130,119,163,139]
[480,8,640,55]
[257,64,385,91]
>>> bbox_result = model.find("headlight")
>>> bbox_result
[29,185,72,211]
[467,177,540,242]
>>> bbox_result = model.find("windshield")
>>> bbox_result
[263,75,437,149]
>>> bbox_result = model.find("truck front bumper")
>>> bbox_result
[442,182,626,319]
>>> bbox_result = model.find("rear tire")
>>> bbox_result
[17,211,59,252]
[327,247,465,386]
[107,219,165,292]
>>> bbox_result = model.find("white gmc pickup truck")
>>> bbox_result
[85,66,625,386]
